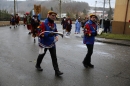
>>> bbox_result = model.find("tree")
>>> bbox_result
[108,0,113,19]
[83,9,86,15]
[41,6,49,19]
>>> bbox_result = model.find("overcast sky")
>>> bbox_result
[74,0,116,8]
[6,0,116,8]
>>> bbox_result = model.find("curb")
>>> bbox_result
[95,39,130,46]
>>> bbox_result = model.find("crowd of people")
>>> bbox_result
[9,14,20,28]
[9,11,112,76]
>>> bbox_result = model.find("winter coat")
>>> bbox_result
[38,18,58,48]
[83,20,97,44]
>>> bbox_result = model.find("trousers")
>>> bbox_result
[83,44,94,64]
[36,47,59,71]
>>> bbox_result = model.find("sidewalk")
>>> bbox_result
[95,37,130,46]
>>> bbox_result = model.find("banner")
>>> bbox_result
[34,4,41,15]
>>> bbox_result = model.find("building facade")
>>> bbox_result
[112,0,130,34]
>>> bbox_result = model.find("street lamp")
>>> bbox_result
[59,0,61,21]
[16,0,18,13]
[95,1,97,15]
[14,0,15,15]
[101,0,105,28]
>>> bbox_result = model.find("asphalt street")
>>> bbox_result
[0,24,130,86]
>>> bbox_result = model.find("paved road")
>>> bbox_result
[0,24,130,86]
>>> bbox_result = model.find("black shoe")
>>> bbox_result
[87,64,94,68]
[55,71,63,76]
[82,62,88,68]
[28,32,31,35]
[35,65,43,71]
[83,64,88,68]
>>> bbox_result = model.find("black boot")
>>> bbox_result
[55,70,63,76]
[82,62,88,68]
[35,65,43,71]
[87,63,94,68]
[35,54,44,71]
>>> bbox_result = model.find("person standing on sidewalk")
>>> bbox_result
[104,18,110,33]
[35,11,63,76]
[82,14,97,68]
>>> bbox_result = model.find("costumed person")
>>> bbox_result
[26,14,32,35]
[66,16,72,36]
[61,17,67,34]
[35,11,63,76]
[23,14,27,26]
[75,17,81,34]
[31,15,40,43]
[15,14,20,27]
[82,14,97,68]
[81,16,89,29]
[10,15,15,29]
[81,16,89,38]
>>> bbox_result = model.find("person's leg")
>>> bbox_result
[108,26,110,33]
[75,27,77,34]
[83,44,94,68]
[49,47,63,76]
[104,27,107,33]
[78,27,80,34]
[36,48,47,71]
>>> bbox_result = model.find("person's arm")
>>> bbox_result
[38,22,46,37]
[84,24,91,36]
[54,24,58,41]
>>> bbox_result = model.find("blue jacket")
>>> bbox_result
[75,19,81,29]
[83,20,97,44]
[38,18,58,48]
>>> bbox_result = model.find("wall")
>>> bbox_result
[112,0,130,34]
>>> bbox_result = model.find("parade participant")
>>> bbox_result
[23,14,27,26]
[82,14,97,68]
[15,14,20,27]
[61,17,67,34]
[81,16,89,29]
[35,11,63,76]
[31,15,40,43]
[104,18,110,33]
[66,16,72,36]
[26,14,32,35]
[75,17,81,34]
[10,15,15,29]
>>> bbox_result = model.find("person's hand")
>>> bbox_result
[55,36,58,41]
[41,34,44,37]
[88,33,91,36]
[48,33,54,37]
